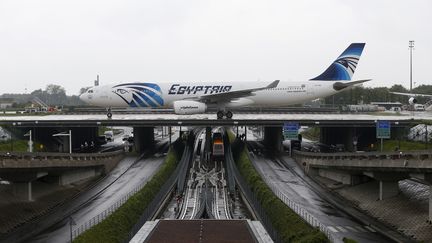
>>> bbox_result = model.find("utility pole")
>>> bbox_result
[409,40,415,92]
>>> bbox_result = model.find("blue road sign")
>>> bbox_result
[284,122,299,140]
[376,120,391,139]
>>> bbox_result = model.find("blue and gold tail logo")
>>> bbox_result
[311,43,365,81]
[112,83,164,107]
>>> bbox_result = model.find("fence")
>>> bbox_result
[266,182,336,242]
[243,143,336,242]
[72,182,146,239]
[71,140,191,241]
[226,142,281,242]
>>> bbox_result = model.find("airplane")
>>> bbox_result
[79,43,370,119]
[389,91,432,110]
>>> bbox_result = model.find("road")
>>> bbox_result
[0,136,173,243]
[247,141,394,243]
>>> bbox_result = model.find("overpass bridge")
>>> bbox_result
[0,112,426,153]
[294,149,432,221]
[0,151,124,201]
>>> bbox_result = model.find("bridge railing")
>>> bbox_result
[0,150,124,161]
[293,150,432,161]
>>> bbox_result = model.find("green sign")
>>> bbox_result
[284,122,299,140]
[376,120,391,139]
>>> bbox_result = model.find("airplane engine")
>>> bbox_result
[408,97,417,105]
[173,100,207,115]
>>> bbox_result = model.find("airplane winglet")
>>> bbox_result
[267,80,280,89]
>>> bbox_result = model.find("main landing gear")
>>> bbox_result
[106,107,112,119]
[217,110,233,119]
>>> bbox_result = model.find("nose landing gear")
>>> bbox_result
[106,107,112,119]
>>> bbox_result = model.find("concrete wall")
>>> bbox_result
[263,126,282,152]
[58,168,99,185]
[133,127,155,153]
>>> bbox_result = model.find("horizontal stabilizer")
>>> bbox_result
[333,79,371,91]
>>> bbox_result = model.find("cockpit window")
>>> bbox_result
[88,89,94,93]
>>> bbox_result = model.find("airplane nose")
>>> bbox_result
[79,93,87,103]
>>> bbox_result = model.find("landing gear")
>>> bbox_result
[225,111,233,119]
[106,107,112,119]
[216,110,233,119]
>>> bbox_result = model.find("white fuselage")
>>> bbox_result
[80,80,338,109]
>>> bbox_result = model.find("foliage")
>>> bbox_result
[378,139,429,152]
[0,139,45,152]
[342,238,358,243]
[73,144,182,243]
[232,141,329,243]
[301,127,320,141]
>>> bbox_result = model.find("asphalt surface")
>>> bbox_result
[0,133,173,243]
[247,141,394,243]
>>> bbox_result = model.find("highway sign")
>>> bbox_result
[376,120,391,139]
[283,122,299,140]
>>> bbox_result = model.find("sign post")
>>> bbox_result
[376,120,391,151]
[284,122,299,156]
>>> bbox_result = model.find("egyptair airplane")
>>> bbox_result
[80,43,369,119]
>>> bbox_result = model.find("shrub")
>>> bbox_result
[232,140,329,243]
[74,144,182,243]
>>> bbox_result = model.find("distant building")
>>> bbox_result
[0,98,14,109]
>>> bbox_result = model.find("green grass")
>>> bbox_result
[378,139,429,152]
[0,140,45,152]
[73,143,182,243]
[301,127,320,141]
[232,141,328,243]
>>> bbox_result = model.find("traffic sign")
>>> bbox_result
[284,122,299,140]
[376,120,391,139]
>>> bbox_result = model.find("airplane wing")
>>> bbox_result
[188,80,280,103]
[390,91,432,98]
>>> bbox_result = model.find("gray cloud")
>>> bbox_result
[0,0,430,95]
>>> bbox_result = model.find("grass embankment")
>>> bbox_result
[0,140,44,152]
[301,127,320,141]
[74,142,183,243]
[378,139,428,152]
[232,141,328,243]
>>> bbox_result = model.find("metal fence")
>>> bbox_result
[244,149,336,242]
[226,142,281,242]
[71,140,192,241]
[266,182,336,242]
[72,182,146,239]
[125,141,193,242]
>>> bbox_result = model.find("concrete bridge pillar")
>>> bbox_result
[13,182,32,201]
[379,181,399,200]
[264,126,282,152]
[133,127,155,153]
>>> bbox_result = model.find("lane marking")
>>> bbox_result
[355,226,368,232]
[336,226,348,232]
[365,226,377,232]
[327,226,339,233]
[345,226,358,232]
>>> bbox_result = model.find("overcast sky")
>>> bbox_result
[0,0,431,95]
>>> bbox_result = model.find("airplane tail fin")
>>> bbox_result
[310,43,365,81]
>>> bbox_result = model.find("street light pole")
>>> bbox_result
[409,40,415,92]
[69,130,72,154]
[24,130,33,153]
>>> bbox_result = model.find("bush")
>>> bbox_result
[233,140,329,243]
[74,144,182,243]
